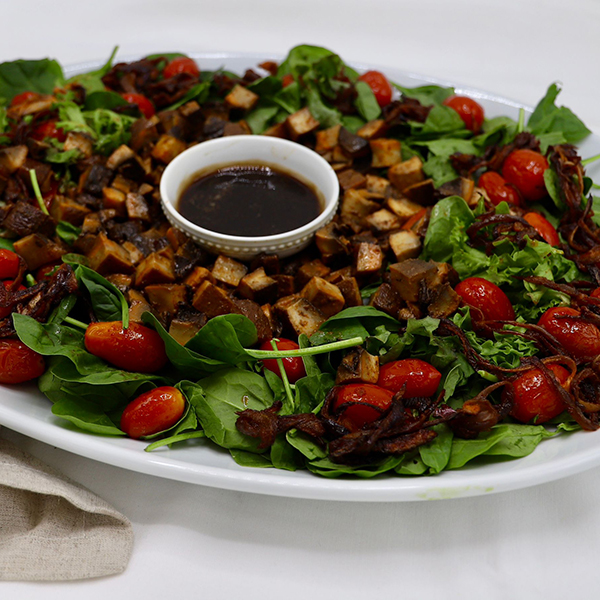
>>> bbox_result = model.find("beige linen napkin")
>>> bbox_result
[0,433,133,581]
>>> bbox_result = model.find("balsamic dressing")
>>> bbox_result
[177,164,322,237]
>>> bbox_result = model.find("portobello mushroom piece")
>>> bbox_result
[3,201,55,237]
[18,159,53,194]
[370,138,402,168]
[192,280,238,318]
[145,283,188,318]
[223,121,252,136]
[88,232,135,275]
[338,127,370,158]
[130,116,160,152]
[388,156,425,192]
[403,179,436,206]
[63,132,94,158]
[105,274,133,294]
[437,177,475,204]
[263,121,289,139]
[273,274,296,298]
[336,347,380,385]
[260,303,283,338]
[118,155,151,183]
[125,193,151,222]
[233,298,272,344]
[295,259,331,289]
[427,283,462,318]
[13,234,66,271]
[273,295,325,338]
[300,276,345,318]
[135,251,176,286]
[212,255,248,287]
[238,267,278,305]
[202,116,227,140]
[337,168,366,191]
[0,146,28,174]
[168,306,207,346]
[79,164,113,196]
[389,259,438,303]
[158,110,188,140]
[6,95,55,119]
[249,253,280,276]
[336,277,362,307]
[369,282,403,317]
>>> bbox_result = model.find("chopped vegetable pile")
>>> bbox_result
[0,44,599,478]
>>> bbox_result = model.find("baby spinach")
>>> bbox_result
[354,80,381,121]
[67,46,117,93]
[393,82,454,106]
[55,221,81,245]
[0,58,65,105]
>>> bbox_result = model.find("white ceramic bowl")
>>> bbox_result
[159,136,340,260]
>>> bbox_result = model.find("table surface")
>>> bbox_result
[2,1,600,597]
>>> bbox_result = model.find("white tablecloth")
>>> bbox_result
[1,1,600,597]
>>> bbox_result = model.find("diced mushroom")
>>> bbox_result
[13,234,66,270]
[357,119,388,140]
[354,242,383,277]
[385,196,423,221]
[389,259,438,303]
[145,283,188,318]
[338,127,370,158]
[438,177,475,205]
[274,295,325,337]
[365,174,391,196]
[238,267,278,304]
[337,169,366,191]
[326,266,353,284]
[225,85,259,111]
[106,274,132,294]
[184,266,216,289]
[223,121,252,136]
[135,251,176,286]
[315,125,341,154]
[388,156,425,192]
[7,95,55,119]
[233,298,272,344]
[169,312,207,346]
[388,230,422,262]
[87,233,135,275]
[295,259,331,289]
[212,255,248,287]
[111,174,137,194]
[427,283,462,318]
[151,135,186,164]
[286,107,319,140]
[273,274,296,297]
[261,303,282,338]
[127,289,153,323]
[3,200,55,237]
[336,347,380,385]
[126,193,150,221]
[331,145,352,165]
[365,208,401,234]
[250,253,280,275]
[106,145,136,170]
[300,276,345,318]
[130,116,160,152]
[63,132,94,158]
[0,146,28,174]
[192,280,238,318]
[403,179,436,205]
[79,164,112,196]
[122,241,144,265]
[336,276,362,307]
[369,282,403,316]
[370,138,402,168]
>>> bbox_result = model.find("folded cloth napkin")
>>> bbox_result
[0,432,133,581]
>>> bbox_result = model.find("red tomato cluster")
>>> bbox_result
[478,171,521,207]
[455,277,515,322]
[502,149,549,202]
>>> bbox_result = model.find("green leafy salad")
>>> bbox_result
[0,44,599,479]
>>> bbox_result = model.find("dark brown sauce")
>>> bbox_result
[177,164,322,237]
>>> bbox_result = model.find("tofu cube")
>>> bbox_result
[211,255,248,287]
[388,156,425,191]
[286,107,319,139]
[225,85,259,111]
[370,138,402,168]
[300,276,345,318]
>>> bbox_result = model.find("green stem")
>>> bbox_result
[582,153,600,167]
[64,316,88,330]
[516,108,526,134]
[29,169,49,216]
[271,339,295,410]
[247,336,365,359]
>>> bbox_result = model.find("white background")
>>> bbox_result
[2,0,600,598]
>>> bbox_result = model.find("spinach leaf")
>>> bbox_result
[55,221,81,245]
[307,455,404,478]
[393,83,454,106]
[230,449,273,468]
[84,90,129,111]
[0,59,65,105]
[418,424,453,473]
[67,47,117,93]
[51,396,125,436]
[189,370,274,452]
[354,80,381,121]
[165,81,210,111]
[74,264,128,325]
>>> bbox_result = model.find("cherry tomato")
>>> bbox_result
[333,383,394,429]
[121,93,155,118]
[377,359,441,398]
[0,249,21,281]
[443,95,485,133]
[10,91,38,106]
[538,307,600,363]
[455,277,515,322]
[358,70,393,108]
[0,339,45,384]
[121,386,186,439]
[401,208,427,231]
[502,149,549,202]
[259,338,306,383]
[281,74,295,88]
[506,363,569,424]
[523,212,560,246]
[31,120,67,143]
[478,171,521,207]
[84,321,168,373]
[35,263,59,281]
[163,57,200,79]
[591,288,600,299]
[0,280,26,319]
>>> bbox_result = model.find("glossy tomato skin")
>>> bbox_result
[281,74,295,88]
[0,249,21,281]
[122,93,155,118]
[591,288,600,299]
[259,338,306,383]
[163,57,200,79]
[10,91,38,106]
[523,212,560,246]
[0,340,45,384]
[443,95,485,133]
[377,359,441,398]
[455,277,515,322]
[502,149,549,202]
[478,171,521,206]
[85,321,168,373]
[32,120,67,143]
[538,307,600,363]
[358,71,393,107]
[121,386,186,439]
[506,363,569,424]
[333,383,394,429]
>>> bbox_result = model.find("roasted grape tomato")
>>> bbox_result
[358,70,392,107]
[31,120,67,143]
[377,359,441,398]
[163,57,200,79]
[443,95,485,132]
[523,212,560,246]
[0,249,21,281]
[121,93,155,118]
[502,149,549,202]
[0,340,45,384]
[10,91,38,106]
[333,383,394,429]
[478,171,521,206]
[259,338,306,383]
[455,277,515,322]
